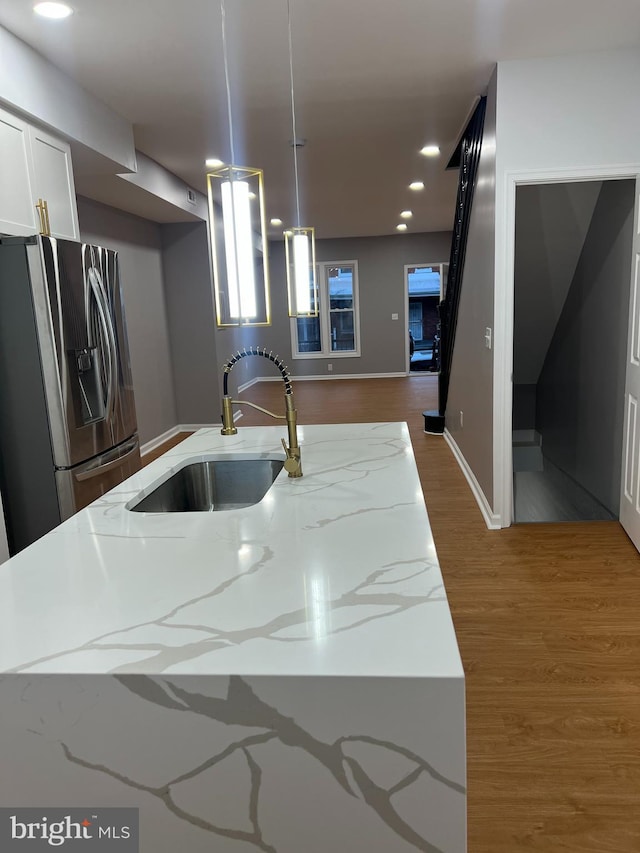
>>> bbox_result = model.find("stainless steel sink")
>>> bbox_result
[128,457,284,513]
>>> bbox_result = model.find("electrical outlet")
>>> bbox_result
[186,188,197,205]
[460,410,464,428]
[485,327,492,349]
[327,363,333,372]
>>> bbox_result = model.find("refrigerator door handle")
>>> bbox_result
[74,439,140,482]
[87,266,116,423]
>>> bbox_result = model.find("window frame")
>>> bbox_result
[290,259,361,359]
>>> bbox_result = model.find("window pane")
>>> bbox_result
[409,301,423,341]
[328,267,353,309]
[330,310,355,351]
[296,316,321,352]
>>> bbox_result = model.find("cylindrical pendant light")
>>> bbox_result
[284,0,318,318]
[285,226,316,316]
[207,0,271,327]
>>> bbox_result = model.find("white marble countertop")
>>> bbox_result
[0,423,463,679]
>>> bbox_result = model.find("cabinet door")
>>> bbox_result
[0,107,38,236]
[28,125,79,240]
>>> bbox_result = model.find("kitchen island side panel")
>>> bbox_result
[0,672,466,853]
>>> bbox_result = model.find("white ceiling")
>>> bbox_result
[1,0,640,238]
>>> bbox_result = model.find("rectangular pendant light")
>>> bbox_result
[207,165,271,327]
[285,226,318,317]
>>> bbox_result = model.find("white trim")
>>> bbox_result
[142,370,409,457]
[139,426,181,456]
[256,371,406,383]
[176,423,219,431]
[290,350,360,360]
[291,260,361,358]
[494,163,640,531]
[237,376,263,393]
[404,261,447,376]
[444,428,501,529]
[140,424,220,457]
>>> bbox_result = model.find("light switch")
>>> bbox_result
[485,327,492,349]
[391,313,399,320]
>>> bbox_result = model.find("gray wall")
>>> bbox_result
[536,179,634,514]
[161,222,220,423]
[77,197,177,444]
[514,181,602,386]
[446,69,497,509]
[212,230,452,395]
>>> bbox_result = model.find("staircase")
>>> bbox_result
[423,96,487,434]
[512,429,543,472]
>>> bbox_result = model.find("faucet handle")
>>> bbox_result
[281,437,302,476]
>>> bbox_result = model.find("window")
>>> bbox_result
[405,262,448,373]
[291,260,360,358]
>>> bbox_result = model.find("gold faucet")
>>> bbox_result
[220,347,302,478]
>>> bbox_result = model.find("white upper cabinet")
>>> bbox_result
[28,124,79,240]
[0,104,79,240]
[0,107,38,235]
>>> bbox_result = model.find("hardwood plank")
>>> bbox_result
[148,376,640,853]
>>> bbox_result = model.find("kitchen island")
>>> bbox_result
[0,422,465,852]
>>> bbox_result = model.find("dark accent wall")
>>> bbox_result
[536,179,634,514]
[512,384,537,431]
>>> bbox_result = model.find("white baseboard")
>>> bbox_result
[176,423,219,432]
[142,370,405,455]
[140,426,181,456]
[237,377,262,393]
[140,424,218,457]
[443,428,502,530]
[254,371,406,383]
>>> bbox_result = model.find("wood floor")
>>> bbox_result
[145,375,640,853]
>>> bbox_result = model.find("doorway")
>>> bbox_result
[405,263,448,374]
[512,179,635,523]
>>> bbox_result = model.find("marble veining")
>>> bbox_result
[1,672,465,852]
[0,423,462,680]
[0,423,466,851]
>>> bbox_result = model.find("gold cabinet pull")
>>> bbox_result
[35,199,45,235]
[35,199,52,236]
[42,199,51,236]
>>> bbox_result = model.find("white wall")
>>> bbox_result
[490,47,640,525]
[446,68,497,517]
[78,197,178,445]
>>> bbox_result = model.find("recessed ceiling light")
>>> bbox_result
[33,2,73,19]
[205,157,224,168]
[409,181,425,191]
[400,210,413,219]
[270,218,283,227]
[396,223,408,232]
[420,145,440,157]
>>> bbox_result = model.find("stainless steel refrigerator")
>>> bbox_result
[0,235,141,555]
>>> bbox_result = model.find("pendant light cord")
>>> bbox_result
[287,0,301,229]
[220,0,236,167]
